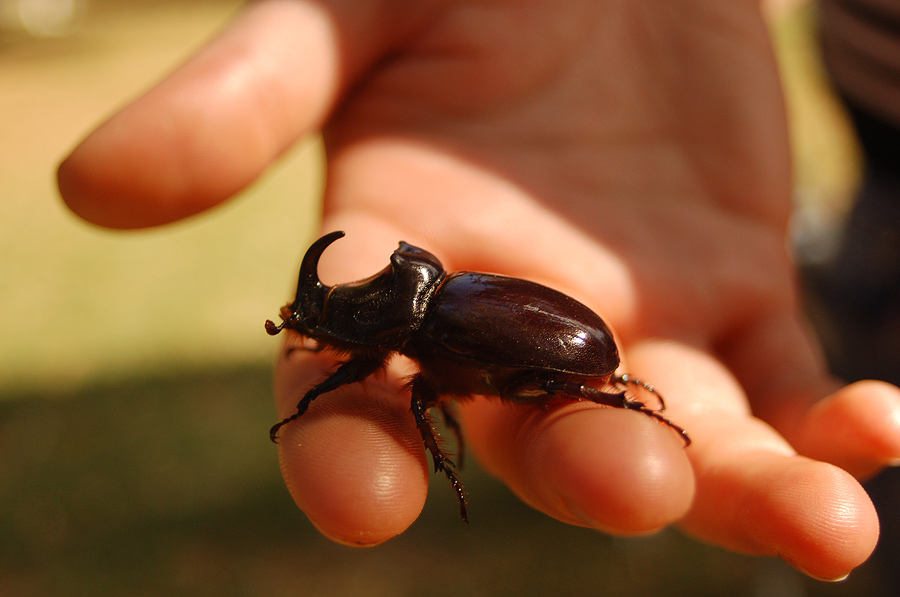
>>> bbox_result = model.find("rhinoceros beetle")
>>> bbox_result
[266,231,689,523]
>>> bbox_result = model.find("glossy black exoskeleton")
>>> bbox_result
[266,231,689,523]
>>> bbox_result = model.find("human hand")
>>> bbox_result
[58,0,900,581]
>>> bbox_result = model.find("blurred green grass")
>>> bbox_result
[0,1,888,596]
[0,0,322,394]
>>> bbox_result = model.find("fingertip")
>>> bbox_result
[273,353,429,545]
[464,401,694,534]
[57,0,343,229]
[798,380,900,478]
[763,460,879,581]
[57,125,230,229]
[56,82,265,229]
[682,453,879,581]
[532,408,694,533]
[276,410,428,546]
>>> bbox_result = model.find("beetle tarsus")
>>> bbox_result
[529,379,690,447]
[613,374,666,411]
[410,378,469,523]
[269,416,296,443]
[269,357,385,443]
[623,400,692,447]
[438,403,466,470]
[613,375,690,446]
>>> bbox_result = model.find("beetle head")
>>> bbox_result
[265,230,343,336]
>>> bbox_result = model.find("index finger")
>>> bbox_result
[273,342,430,545]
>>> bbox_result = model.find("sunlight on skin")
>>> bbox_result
[58,0,900,580]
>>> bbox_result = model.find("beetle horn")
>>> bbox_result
[294,230,344,303]
[267,231,345,336]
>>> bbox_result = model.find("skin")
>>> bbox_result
[58,0,900,581]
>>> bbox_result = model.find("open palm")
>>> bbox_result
[59,0,900,580]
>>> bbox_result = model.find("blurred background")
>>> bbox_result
[0,0,892,595]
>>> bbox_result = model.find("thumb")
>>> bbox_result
[57,0,399,229]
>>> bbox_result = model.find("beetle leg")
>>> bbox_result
[577,382,690,447]
[612,374,666,412]
[269,357,384,443]
[410,377,468,523]
[438,403,465,470]
[521,380,691,448]
[535,380,628,408]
